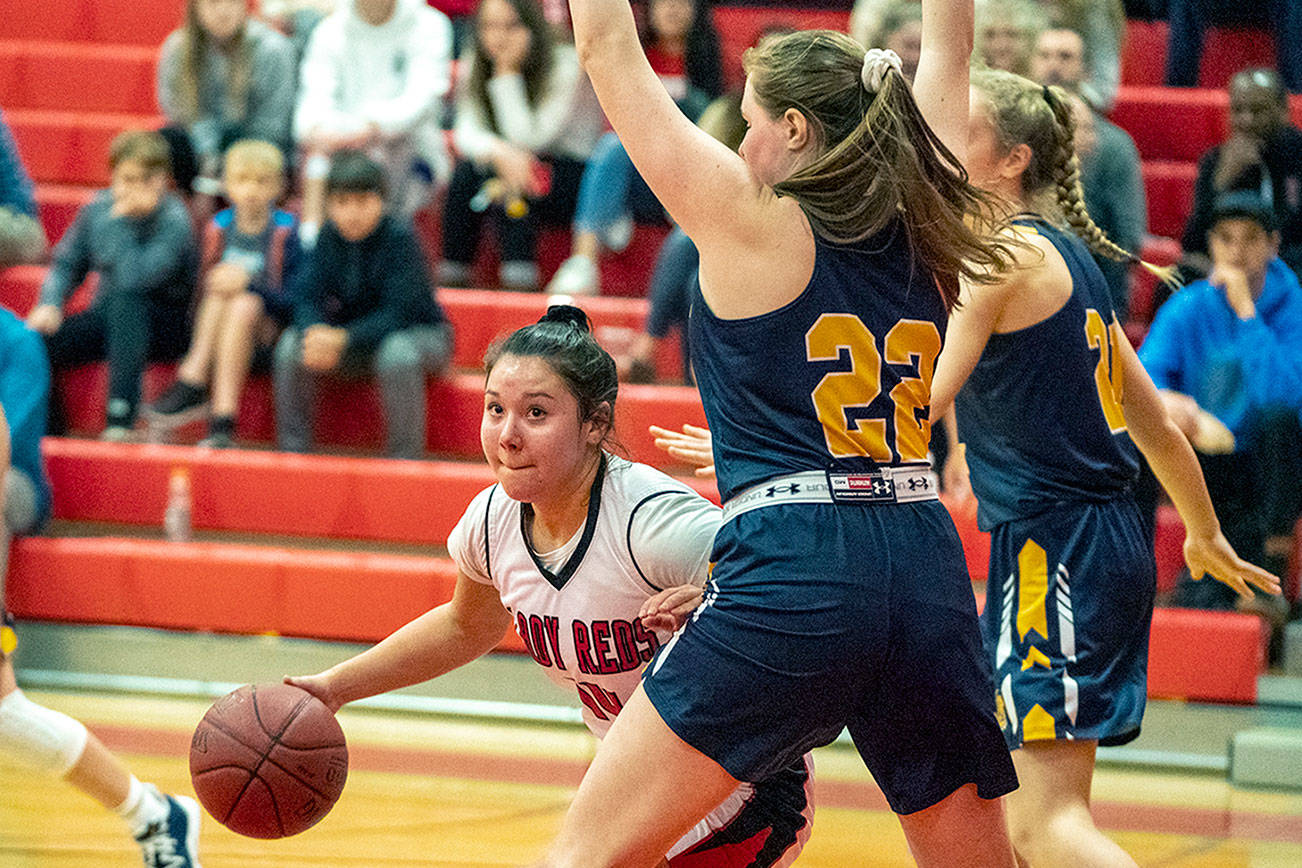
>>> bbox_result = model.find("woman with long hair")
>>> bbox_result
[531,1,1031,865]
[927,68,1278,866]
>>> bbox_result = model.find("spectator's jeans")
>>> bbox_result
[1,468,39,593]
[1141,407,1302,609]
[1165,0,1302,92]
[272,323,453,460]
[571,133,665,238]
[440,156,584,267]
[645,226,698,383]
[43,293,191,431]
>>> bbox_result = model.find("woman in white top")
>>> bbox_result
[438,0,604,291]
[288,306,814,867]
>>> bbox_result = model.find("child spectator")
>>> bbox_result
[294,0,454,235]
[0,110,45,268]
[438,0,604,292]
[157,0,297,194]
[274,151,451,459]
[542,0,722,296]
[146,140,300,448]
[26,131,196,441]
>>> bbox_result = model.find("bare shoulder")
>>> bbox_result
[696,194,817,319]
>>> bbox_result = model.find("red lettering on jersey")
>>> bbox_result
[527,615,552,667]
[591,621,617,674]
[544,615,566,671]
[633,620,660,663]
[573,621,596,675]
[576,681,624,720]
[611,620,639,671]
[515,613,536,662]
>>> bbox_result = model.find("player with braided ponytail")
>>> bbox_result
[926,67,1279,867]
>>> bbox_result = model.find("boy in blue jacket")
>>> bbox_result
[1140,191,1302,606]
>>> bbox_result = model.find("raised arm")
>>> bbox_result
[912,0,975,164]
[1114,325,1279,598]
[566,0,755,245]
[929,269,1016,420]
[285,572,513,712]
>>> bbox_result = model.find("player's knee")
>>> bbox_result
[0,688,88,776]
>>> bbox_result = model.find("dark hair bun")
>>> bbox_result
[540,304,593,334]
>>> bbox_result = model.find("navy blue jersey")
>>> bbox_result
[690,222,948,502]
[956,217,1139,530]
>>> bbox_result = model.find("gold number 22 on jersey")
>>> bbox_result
[805,314,942,462]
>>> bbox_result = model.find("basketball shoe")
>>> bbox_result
[136,790,201,868]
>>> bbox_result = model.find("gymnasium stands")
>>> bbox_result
[0,0,1296,719]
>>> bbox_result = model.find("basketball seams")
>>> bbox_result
[198,703,345,801]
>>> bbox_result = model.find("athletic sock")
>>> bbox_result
[115,776,169,836]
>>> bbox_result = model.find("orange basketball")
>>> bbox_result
[189,683,348,839]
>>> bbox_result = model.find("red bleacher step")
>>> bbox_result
[0,40,160,115]
[6,535,527,652]
[43,438,721,543]
[9,108,163,187]
[1147,607,1268,703]
[0,0,180,47]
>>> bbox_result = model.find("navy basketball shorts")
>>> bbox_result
[983,497,1155,750]
[668,754,813,868]
[643,499,1018,815]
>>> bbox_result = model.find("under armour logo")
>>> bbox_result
[765,483,801,497]
[907,477,931,491]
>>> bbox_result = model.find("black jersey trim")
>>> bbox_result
[519,455,607,592]
[483,484,498,582]
[627,490,686,594]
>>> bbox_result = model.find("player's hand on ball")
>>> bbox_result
[284,673,344,713]
[1184,531,1281,601]
[639,584,704,632]
[649,424,715,478]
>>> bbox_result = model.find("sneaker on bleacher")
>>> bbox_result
[146,382,209,429]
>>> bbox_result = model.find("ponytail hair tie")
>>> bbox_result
[861,48,903,93]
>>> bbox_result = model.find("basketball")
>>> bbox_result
[189,683,349,839]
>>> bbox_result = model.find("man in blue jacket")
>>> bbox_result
[1140,191,1302,609]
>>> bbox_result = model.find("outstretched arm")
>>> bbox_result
[286,573,513,712]
[567,0,756,247]
[1115,326,1279,598]
[930,270,1017,420]
[912,0,975,164]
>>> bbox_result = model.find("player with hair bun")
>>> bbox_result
[926,68,1280,867]
[288,306,814,867]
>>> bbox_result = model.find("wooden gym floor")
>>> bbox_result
[4,689,1302,867]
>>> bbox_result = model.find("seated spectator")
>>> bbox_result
[26,131,196,441]
[1138,192,1302,609]
[850,0,918,51]
[1165,0,1302,93]
[1181,69,1302,280]
[1030,25,1146,317]
[294,0,454,235]
[0,311,203,868]
[273,151,452,460]
[543,0,721,295]
[1037,0,1124,110]
[146,140,300,448]
[157,0,297,195]
[439,0,603,291]
[975,0,1045,77]
[0,110,45,269]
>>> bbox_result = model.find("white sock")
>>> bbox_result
[115,776,169,836]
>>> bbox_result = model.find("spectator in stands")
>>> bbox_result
[850,0,918,51]
[157,0,297,197]
[1165,0,1302,94]
[543,0,722,295]
[1036,0,1124,110]
[1181,68,1302,280]
[294,0,454,240]
[274,151,451,459]
[975,0,1045,77]
[1030,25,1146,317]
[259,0,337,60]
[0,311,202,868]
[439,0,604,292]
[146,140,300,448]
[1139,192,1302,609]
[0,110,45,269]
[26,131,196,442]
[861,0,923,82]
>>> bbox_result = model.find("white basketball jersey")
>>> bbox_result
[448,455,721,737]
